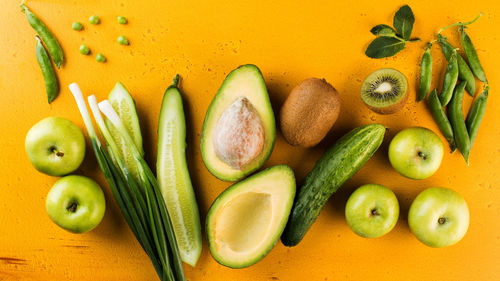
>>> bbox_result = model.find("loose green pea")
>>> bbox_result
[72,22,83,31]
[96,53,106,63]
[79,44,90,55]
[89,15,100,25]
[117,16,127,24]
[117,35,129,45]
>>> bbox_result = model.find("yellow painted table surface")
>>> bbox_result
[1,0,500,280]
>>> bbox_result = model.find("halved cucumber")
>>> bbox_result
[157,75,202,266]
[105,82,143,182]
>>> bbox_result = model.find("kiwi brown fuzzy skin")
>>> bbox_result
[280,78,341,147]
[361,68,409,115]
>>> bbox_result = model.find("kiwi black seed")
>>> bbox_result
[360,68,408,114]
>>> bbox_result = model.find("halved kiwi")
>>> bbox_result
[360,68,408,114]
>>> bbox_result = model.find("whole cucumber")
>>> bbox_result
[281,124,385,246]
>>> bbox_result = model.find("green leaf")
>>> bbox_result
[365,36,405,58]
[370,24,397,37]
[393,5,415,41]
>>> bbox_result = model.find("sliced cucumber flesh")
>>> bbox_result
[106,82,143,182]
[157,77,202,266]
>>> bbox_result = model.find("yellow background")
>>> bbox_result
[1,0,500,280]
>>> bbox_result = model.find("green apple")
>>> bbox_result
[345,184,399,238]
[25,117,86,176]
[388,127,444,180]
[46,175,106,233]
[408,187,469,248]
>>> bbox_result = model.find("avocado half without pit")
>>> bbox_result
[200,64,276,181]
[206,165,296,268]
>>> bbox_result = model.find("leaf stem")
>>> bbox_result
[438,13,483,34]
[394,35,406,42]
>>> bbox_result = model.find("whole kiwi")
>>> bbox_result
[280,78,341,147]
[360,68,408,114]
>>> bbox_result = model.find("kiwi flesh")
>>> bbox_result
[360,68,408,114]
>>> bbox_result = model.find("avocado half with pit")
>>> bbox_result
[200,64,276,181]
[206,165,296,268]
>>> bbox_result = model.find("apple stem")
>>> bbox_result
[67,202,77,213]
[418,151,427,160]
[438,217,446,224]
[371,209,379,216]
[51,147,64,157]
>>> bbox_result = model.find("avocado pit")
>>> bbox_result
[213,96,265,170]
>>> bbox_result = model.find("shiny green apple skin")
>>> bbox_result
[46,175,106,234]
[408,187,469,248]
[25,117,86,176]
[345,184,399,238]
[388,127,444,180]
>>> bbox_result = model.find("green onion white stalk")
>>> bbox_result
[69,83,186,281]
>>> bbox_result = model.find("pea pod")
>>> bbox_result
[21,4,64,68]
[439,49,459,106]
[437,34,475,96]
[418,43,433,101]
[448,81,470,164]
[427,89,455,151]
[460,26,487,82]
[35,36,59,103]
[466,86,488,147]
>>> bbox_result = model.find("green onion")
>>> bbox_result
[69,83,186,281]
